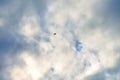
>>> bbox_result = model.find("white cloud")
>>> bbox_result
[19,13,40,38]
[8,0,120,80]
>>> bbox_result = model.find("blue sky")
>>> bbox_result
[0,0,120,80]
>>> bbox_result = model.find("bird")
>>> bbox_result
[53,33,56,35]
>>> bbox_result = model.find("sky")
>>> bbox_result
[0,0,120,80]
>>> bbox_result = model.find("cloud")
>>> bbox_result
[18,12,40,38]
[85,59,120,80]
[0,0,120,80]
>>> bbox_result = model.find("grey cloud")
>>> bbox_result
[85,58,120,80]
[32,0,48,32]
[106,58,120,75]
[90,0,120,36]
[42,69,64,80]
[0,0,49,56]
[86,72,106,80]
[99,0,120,20]
[0,1,32,80]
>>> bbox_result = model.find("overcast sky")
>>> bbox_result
[0,0,120,80]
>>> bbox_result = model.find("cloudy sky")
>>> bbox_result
[0,0,120,80]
